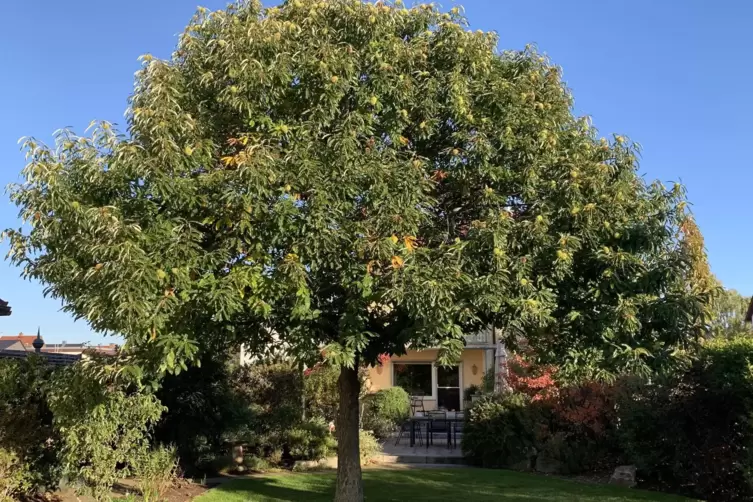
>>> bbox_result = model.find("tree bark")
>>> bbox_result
[335,364,363,502]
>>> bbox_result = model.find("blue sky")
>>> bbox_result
[1,0,750,343]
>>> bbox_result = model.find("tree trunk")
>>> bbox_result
[335,364,363,502]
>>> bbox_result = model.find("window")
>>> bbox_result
[393,363,432,397]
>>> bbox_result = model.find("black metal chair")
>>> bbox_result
[410,395,425,416]
[426,410,450,449]
[395,417,423,446]
[452,412,465,449]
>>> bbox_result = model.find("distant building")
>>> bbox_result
[0,340,24,351]
[0,333,118,355]
[0,330,81,367]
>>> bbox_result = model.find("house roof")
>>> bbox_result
[746,297,753,323]
[0,335,118,355]
[0,340,24,351]
[0,334,38,346]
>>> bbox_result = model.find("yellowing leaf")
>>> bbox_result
[404,236,416,252]
[221,156,235,167]
[391,256,404,269]
[390,235,398,244]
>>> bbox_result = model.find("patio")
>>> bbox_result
[377,432,466,465]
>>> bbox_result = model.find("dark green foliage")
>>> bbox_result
[232,363,341,463]
[48,364,165,501]
[0,357,60,496]
[4,1,715,498]
[234,363,304,436]
[154,355,253,475]
[465,337,753,499]
[463,393,538,469]
[618,337,753,501]
[304,364,340,421]
[285,417,338,461]
[361,387,410,440]
[365,387,410,424]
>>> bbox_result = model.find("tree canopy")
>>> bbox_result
[4,1,713,499]
[708,286,751,338]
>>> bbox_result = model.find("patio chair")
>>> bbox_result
[395,417,423,446]
[426,410,451,449]
[452,412,465,449]
[410,395,425,416]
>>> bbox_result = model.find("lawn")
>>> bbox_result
[196,468,695,502]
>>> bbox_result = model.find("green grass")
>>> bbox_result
[196,468,695,502]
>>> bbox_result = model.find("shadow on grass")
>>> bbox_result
[198,468,695,502]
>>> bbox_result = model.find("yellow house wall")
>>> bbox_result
[365,348,487,411]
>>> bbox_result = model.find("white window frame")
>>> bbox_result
[390,362,465,409]
[436,362,464,411]
[391,362,436,400]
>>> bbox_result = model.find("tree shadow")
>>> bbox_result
[203,469,689,502]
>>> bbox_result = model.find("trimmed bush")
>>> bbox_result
[285,417,337,461]
[463,393,538,469]
[362,387,409,439]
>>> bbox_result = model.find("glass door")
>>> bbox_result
[436,365,461,411]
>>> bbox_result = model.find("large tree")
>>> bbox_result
[5,1,711,499]
[708,286,751,338]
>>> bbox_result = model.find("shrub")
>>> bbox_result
[464,361,619,474]
[48,365,165,501]
[541,382,619,473]
[361,415,396,440]
[243,455,271,472]
[133,446,178,502]
[618,337,753,501]
[155,355,253,475]
[359,430,382,465]
[463,392,538,468]
[362,387,409,439]
[0,356,60,495]
[285,417,337,461]
[304,363,340,421]
[0,448,30,502]
[233,363,303,435]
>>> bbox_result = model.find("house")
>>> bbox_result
[0,331,81,367]
[366,327,502,411]
[0,339,25,351]
[0,333,118,356]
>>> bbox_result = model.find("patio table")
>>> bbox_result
[409,415,464,447]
